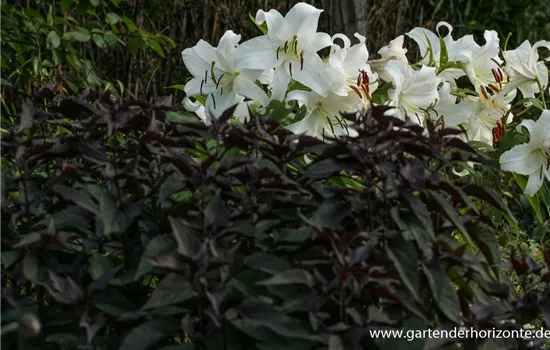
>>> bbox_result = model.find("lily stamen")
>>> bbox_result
[488,83,500,93]
[276,47,280,60]
[289,62,293,77]
[284,41,289,53]
[211,93,217,109]
[210,61,217,82]
[350,85,362,99]
[200,80,204,95]
[497,68,504,82]
[491,68,500,83]
[294,40,298,54]
[216,73,225,89]
[480,86,489,100]
[326,116,335,135]
[300,50,305,71]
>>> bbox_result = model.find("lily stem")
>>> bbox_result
[535,77,547,109]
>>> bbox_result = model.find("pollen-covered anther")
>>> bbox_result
[216,73,224,89]
[293,40,298,54]
[300,50,305,71]
[497,68,504,83]
[362,70,369,85]
[211,93,217,109]
[326,116,335,135]
[488,83,501,93]
[289,62,293,77]
[491,68,500,83]
[200,80,205,95]
[480,86,489,100]
[350,85,362,99]
[276,47,280,60]
[284,41,289,53]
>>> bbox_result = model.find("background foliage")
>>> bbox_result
[2,0,549,108]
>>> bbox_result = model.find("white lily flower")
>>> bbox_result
[385,60,440,124]
[182,97,207,123]
[369,35,408,82]
[286,89,361,140]
[454,30,504,94]
[406,22,473,84]
[181,30,269,119]
[328,33,379,98]
[406,25,443,66]
[234,2,332,100]
[502,40,550,98]
[182,95,245,125]
[500,110,550,196]
[431,82,478,127]
[460,88,516,145]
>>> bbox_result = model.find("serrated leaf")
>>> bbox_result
[258,269,314,287]
[141,274,195,310]
[169,217,201,259]
[118,318,179,350]
[135,235,176,280]
[423,258,461,324]
[53,185,99,215]
[386,236,421,303]
[204,191,228,227]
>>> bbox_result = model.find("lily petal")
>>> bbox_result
[235,36,279,70]
[500,143,543,176]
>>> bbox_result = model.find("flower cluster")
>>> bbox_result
[181,2,550,194]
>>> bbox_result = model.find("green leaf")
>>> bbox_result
[165,84,186,91]
[437,31,449,66]
[141,274,195,310]
[513,173,543,223]
[0,78,12,87]
[423,258,461,324]
[63,28,91,42]
[123,17,138,32]
[46,31,61,49]
[89,252,113,280]
[90,0,100,6]
[106,12,120,25]
[92,33,106,48]
[60,0,73,13]
[249,12,268,34]
[146,38,165,58]
[386,236,421,303]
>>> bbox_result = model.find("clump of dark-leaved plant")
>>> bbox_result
[1,86,549,350]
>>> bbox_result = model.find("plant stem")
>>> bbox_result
[535,77,547,109]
